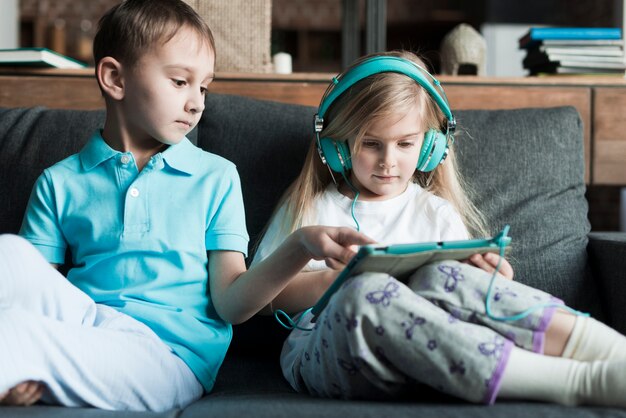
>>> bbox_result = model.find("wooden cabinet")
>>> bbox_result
[594,88,626,185]
[1,68,625,185]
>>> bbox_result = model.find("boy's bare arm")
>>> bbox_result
[208,226,374,324]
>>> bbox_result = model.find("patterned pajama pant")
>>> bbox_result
[280,261,562,404]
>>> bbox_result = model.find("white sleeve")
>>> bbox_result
[250,204,291,267]
[437,204,470,241]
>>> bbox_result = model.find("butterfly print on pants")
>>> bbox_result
[365,281,400,307]
[437,265,465,292]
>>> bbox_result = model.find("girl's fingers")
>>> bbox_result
[482,252,501,266]
[469,254,494,273]
[324,257,346,271]
[482,253,514,280]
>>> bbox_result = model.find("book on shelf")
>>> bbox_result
[533,39,624,48]
[519,27,622,49]
[528,63,625,76]
[0,48,86,69]
[523,51,625,69]
[537,45,624,57]
[535,71,625,77]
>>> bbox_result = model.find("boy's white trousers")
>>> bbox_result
[0,234,203,411]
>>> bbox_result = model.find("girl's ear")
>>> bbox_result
[97,57,125,101]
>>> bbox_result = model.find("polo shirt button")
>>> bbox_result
[130,187,140,197]
[121,155,130,164]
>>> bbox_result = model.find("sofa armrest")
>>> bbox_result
[587,232,626,333]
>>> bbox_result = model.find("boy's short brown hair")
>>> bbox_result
[93,0,215,68]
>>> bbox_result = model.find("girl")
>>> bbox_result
[251,51,626,407]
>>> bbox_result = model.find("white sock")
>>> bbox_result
[498,346,626,407]
[562,316,626,362]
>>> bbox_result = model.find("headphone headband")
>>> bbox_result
[317,56,454,128]
[314,55,455,175]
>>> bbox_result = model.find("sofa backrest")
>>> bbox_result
[0,107,104,235]
[0,94,599,355]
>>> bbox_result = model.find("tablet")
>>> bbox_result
[310,226,512,320]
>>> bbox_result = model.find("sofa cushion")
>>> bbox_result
[453,107,598,315]
[197,94,314,251]
[0,107,104,234]
[205,352,626,418]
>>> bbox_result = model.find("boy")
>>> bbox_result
[1,0,372,411]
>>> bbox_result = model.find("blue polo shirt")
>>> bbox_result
[19,131,249,392]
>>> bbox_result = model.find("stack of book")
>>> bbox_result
[519,27,625,75]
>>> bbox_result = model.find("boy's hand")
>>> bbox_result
[0,381,44,406]
[297,226,375,270]
[466,253,514,280]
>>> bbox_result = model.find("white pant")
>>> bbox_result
[0,234,203,411]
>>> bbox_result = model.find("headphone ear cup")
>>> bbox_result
[320,138,352,173]
[417,129,448,172]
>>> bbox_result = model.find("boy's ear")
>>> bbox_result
[97,57,125,100]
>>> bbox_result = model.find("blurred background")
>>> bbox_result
[0,0,622,75]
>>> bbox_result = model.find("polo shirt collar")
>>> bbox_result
[161,137,197,175]
[79,131,119,171]
[79,131,197,175]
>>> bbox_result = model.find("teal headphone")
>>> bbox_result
[314,56,456,174]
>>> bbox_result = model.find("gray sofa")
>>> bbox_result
[1,94,626,417]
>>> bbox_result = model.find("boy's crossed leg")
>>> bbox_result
[0,306,202,411]
[0,234,203,411]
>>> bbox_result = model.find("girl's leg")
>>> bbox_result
[543,311,576,356]
[409,259,626,362]
[499,345,626,407]
[557,313,626,361]
[0,305,202,411]
[282,273,514,404]
[408,260,626,407]
[408,260,567,354]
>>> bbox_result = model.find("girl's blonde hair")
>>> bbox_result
[263,51,488,246]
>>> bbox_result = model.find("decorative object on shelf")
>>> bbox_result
[183,0,272,73]
[272,52,292,74]
[440,23,486,76]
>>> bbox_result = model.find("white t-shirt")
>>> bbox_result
[251,182,470,390]
[251,182,469,269]
[252,183,469,387]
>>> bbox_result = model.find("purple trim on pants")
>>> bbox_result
[484,339,514,405]
[531,297,564,354]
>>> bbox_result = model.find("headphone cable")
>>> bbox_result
[340,171,361,232]
[484,229,589,322]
